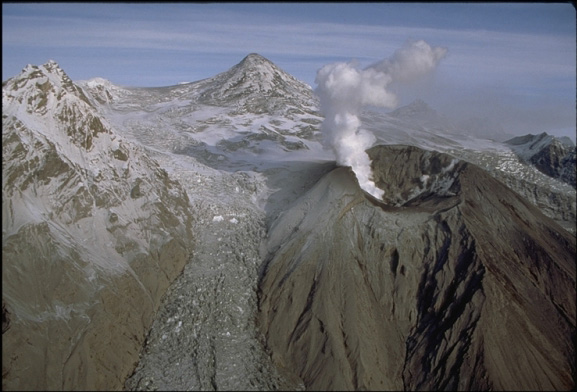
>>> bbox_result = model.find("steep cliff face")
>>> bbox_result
[506,132,576,188]
[2,62,195,390]
[529,140,576,187]
[258,145,576,390]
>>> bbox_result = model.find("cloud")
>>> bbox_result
[370,39,448,82]
[3,8,574,87]
[315,40,447,199]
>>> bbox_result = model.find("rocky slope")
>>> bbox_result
[506,132,576,188]
[2,62,195,390]
[258,145,576,390]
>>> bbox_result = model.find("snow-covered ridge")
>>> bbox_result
[505,132,574,159]
[3,60,92,116]
[76,77,130,106]
[3,60,194,275]
[506,132,556,159]
[3,60,199,390]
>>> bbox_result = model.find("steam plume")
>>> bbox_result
[315,39,447,199]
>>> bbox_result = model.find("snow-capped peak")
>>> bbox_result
[76,77,128,105]
[504,132,576,187]
[82,77,115,89]
[238,52,272,67]
[197,53,315,111]
[2,59,116,156]
[3,59,93,116]
[505,131,574,149]
[3,61,194,275]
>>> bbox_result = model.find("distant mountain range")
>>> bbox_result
[3,54,575,391]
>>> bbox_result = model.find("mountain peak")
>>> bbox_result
[232,52,283,77]
[234,53,281,76]
[240,53,270,64]
[3,61,107,150]
[43,59,61,70]
[8,60,75,94]
[32,60,71,84]
[76,77,128,105]
[197,53,315,114]
[408,98,429,110]
[4,60,93,116]
[505,132,553,147]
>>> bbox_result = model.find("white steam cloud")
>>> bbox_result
[315,39,447,199]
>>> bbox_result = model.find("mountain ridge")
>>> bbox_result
[2,59,196,390]
[2,54,576,391]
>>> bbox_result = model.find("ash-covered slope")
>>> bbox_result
[258,145,576,390]
[506,132,576,188]
[2,61,195,390]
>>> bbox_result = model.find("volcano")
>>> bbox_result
[259,145,576,390]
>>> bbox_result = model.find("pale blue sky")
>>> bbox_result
[2,3,576,140]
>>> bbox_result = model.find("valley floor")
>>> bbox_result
[123,153,332,390]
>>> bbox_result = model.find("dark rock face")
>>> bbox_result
[506,132,576,188]
[2,302,10,334]
[258,145,576,390]
[529,141,576,187]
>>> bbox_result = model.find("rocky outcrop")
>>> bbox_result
[258,145,576,390]
[506,132,576,188]
[2,302,10,334]
[529,140,576,187]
